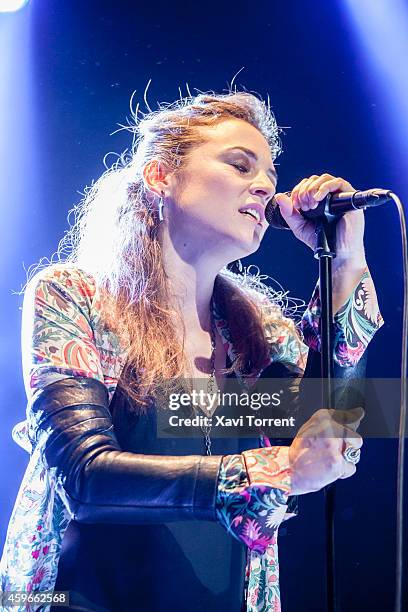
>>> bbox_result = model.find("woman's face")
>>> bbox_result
[166,118,277,263]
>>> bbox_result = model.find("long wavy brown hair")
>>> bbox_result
[57,90,302,410]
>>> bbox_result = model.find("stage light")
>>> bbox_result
[0,0,30,13]
[342,0,408,186]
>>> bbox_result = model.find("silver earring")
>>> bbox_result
[158,192,165,222]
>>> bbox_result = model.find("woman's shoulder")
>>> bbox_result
[24,262,103,327]
[26,262,98,300]
[22,262,126,403]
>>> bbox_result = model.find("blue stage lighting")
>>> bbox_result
[343,0,408,185]
[0,0,30,12]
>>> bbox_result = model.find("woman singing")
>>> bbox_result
[0,90,383,611]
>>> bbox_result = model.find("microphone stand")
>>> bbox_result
[314,218,337,612]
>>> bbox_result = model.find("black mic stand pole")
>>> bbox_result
[314,218,337,612]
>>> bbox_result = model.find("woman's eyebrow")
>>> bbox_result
[224,146,278,183]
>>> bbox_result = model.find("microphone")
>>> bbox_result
[265,188,392,230]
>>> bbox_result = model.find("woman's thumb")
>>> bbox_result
[274,192,294,221]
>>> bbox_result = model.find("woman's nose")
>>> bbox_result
[250,177,276,202]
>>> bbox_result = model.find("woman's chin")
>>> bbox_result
[236,228,263,254]
[190,226,263,262]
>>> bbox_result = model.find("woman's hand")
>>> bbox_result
[289,406,364,496]
[274,174,366,265]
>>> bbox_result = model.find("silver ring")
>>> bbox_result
[343,445,361,465]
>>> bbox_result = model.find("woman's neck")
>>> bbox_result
[160,227,221,334]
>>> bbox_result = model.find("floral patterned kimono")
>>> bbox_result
[0,264,382,611]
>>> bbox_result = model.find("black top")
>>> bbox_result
[53,364,254,612]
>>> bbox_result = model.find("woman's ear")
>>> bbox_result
[142,160,173,197]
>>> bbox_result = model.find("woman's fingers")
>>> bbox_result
[313,177,354,202]
[273,192,317,250]
[290,174,355,212]
[274,191,297,220]
[274,172,366,263]
[291,176,317,210]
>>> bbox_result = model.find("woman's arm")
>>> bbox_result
[301,266,383,367]
[34,376,222,524]
[23,266,222,524]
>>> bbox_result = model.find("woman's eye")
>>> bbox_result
[232,163,249,173]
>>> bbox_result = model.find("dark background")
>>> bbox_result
[1,1,405,610]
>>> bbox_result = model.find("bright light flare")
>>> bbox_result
[343,0,408,186]
[343,0,408,79]
[0,0,30,13]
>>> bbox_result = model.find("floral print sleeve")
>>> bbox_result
[216,448,291,611]
[21,266,105,399]
[300,268,384,366]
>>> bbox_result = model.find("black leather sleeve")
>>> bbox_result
[30,377,222,525]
